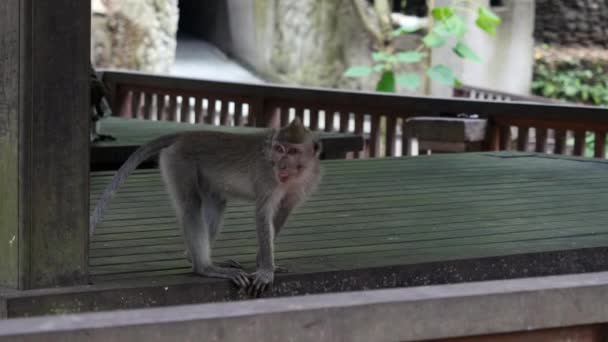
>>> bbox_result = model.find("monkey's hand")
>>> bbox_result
[248,268,274,297]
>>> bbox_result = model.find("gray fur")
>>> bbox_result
[89,119,322,296]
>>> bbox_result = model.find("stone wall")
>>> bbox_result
[183,0,423,93]
[91,0,179,73]
[534,0,608,47]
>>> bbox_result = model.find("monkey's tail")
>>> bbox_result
[89,134,180,238]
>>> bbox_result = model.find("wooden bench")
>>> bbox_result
[91,117,364,171]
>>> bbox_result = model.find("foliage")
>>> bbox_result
[531,59,608,106]
[344,0,501,93]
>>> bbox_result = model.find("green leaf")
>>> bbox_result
[476,7,502,36]
[344,66,373,78]
[396,73,421,90]
[423,31,446,48]
[452,41,482,63]
[373,64,386,72]
[426,65,456,85]
[444,15,467,37]
[432,7,454,21]
[372,51,392,62]
[396,51,426,63]
[376,71,396,92]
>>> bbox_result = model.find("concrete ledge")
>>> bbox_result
[2,271,608,341]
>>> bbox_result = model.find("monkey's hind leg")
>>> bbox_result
[161,157,249,288]
[183,194,244,270]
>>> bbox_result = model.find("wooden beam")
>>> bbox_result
[0,0,90,289]
[3,271,608,341]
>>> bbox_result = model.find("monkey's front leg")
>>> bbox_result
[249,207,276,297]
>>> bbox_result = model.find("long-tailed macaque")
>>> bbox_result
[89,118,322,296]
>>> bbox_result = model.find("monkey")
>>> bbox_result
[89,118,322,296]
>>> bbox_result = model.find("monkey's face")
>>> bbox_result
[271,141,320,184]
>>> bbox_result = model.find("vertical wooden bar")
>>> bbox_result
[167,95,178,122]
[554,129,567,155]
[486,122,501,151]
[309,107,320,131]
[324,110,334,132]
[205,98,216,125]
[142,93,153,120]
[369,114,381,158]
[116,88,131,118]
[180,96,190,123]
[295,107,305,122]
[130,90,142,118]
[220,100,230,126]
[535,127,547,153]
[194,97,204,123]
[156,94,166,121]
[594,131,606,158]
[517,126,529,152]
[339,112,350,133]
[499,126,511,150]
[353,113,366,159]
[385,115,397,157]
[234,102,243,126]
[573,131,586,156]
[280,107,290,126]
[0,0,89,289]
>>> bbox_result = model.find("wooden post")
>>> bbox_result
[0,0,90,289]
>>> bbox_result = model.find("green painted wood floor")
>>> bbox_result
[89,152,608,283]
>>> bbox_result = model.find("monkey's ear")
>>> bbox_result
[313,139,322,157]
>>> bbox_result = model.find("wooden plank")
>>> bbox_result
[0,0,90,289]
[87,153,608,282]
[91,118,363,170]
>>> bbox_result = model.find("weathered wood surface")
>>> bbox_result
[3,271,608,342]
[91,117,364,170]
[90,152,608,281]
[4,152,608,317]
[0,0,90,289]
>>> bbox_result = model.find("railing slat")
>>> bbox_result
[339,112,349,133]
[180,96,191,123]
[573,131,586,156]
[142,92,153,120]
[130,91,142,118]
[234,102,243,126]
[156,94,166,121]
[354,113,365,158]
[369,114,381,158]
[535,128,547,153]
[385,115,396,157]
[324,110,334,132]
[554,129,567,155]
[594,131,606,158]
[167,95,178,121]
[220,100,230,126]
[516,126,529,152]
[499,126,511,151]
[194,97,204,123]
[205,98,216,125]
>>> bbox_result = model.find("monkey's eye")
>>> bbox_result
[274,145,285,154]
[287,147,298,155]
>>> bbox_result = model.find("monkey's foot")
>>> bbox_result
[248,269,274,297]
[215,259,244,269]
[195,266,250,288]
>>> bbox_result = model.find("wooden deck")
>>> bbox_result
[90,152,608,284]
[91,117,364,170]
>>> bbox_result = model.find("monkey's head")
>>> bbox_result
[271,118,322,184]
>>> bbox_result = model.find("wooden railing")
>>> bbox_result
[100,70,608,159]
